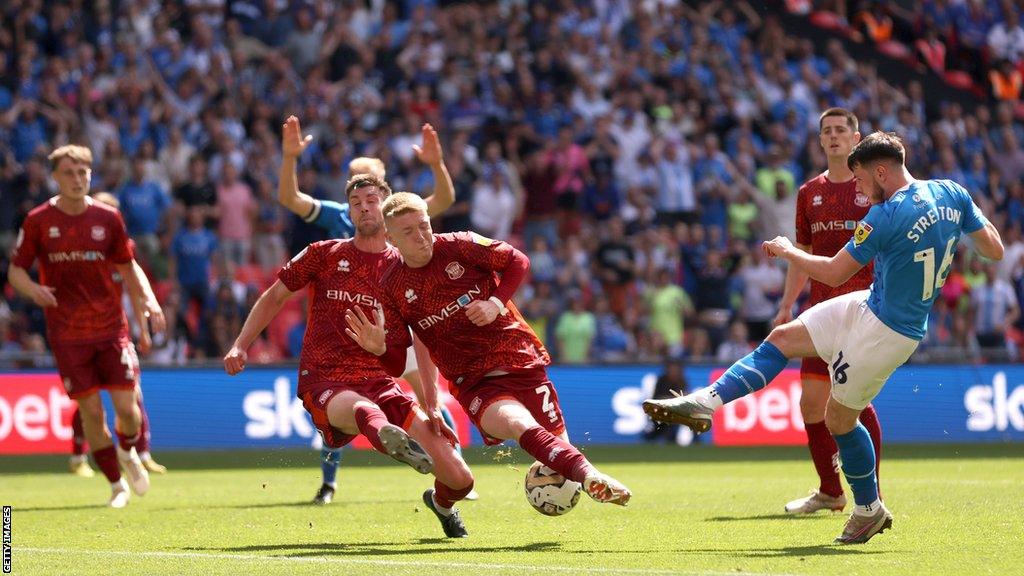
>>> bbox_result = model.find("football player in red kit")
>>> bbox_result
[8,145,159,507]
[346,192,631,507]
[774,108,883,514]
[224,175,474,538]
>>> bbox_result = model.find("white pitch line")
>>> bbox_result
[16,547,801,576]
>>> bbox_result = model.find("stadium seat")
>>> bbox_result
[943,70,976,90]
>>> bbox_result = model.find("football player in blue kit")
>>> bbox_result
[645,132,1004,543]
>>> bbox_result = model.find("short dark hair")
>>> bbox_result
[847,131,905,170]
[344,173,392,199]
[819,107,858,132]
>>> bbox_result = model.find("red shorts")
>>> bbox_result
[454,367,566,446]
[800,356,831,382]
[51,336,139,399]
[299,378,419,449]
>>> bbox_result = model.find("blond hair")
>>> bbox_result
[348,156,386,179]
[48,145,93,171]
[382,192,428,220]
[92,191,120,209]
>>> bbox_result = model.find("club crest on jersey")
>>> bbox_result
[853,222,873,245]
[91,226,106,241]
[855,193,870,207]
[49,226,60,238]
[812,195,823,206]
[318,389,334,406]
[338,259,350,272]
[445,261,465,280]
[405,289,417,303]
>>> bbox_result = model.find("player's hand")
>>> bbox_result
[282,115,313,159]
[413,123,443,167]
[144,300,166,334]
[29,283,58,307]
[224,346,248,375]
[425,407,459,447]
[344,305,387,356]
[772,306,793,328]
[137,330,153,356]
[465,300,499,326]
[762,236,794,259]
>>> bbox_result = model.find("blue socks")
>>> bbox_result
[711,342,789,403]
[320,447,343,486]
[439,404,461,455]
[834,423,879,507]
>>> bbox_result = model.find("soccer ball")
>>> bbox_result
[524,461,582,516]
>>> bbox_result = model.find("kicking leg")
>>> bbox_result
[325,391,432,474]
[480,400,630,506]
[644,319,815,432]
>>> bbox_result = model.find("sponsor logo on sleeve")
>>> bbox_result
[471,233,493,246]
[853,222,873,245]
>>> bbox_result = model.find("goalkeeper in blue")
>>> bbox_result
[645,132,1004,544]
[277,116,471,505]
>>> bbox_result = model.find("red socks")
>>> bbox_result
[71,409,87,456]
[117,428,141,452]
[92,446,122,483]
[517,426,591,484]
[354,405,390,454]
[805,420,843,498]
[136,397,151,454]
[434,479,474,509]
[859,403,883,496]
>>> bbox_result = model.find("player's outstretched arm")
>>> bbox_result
[773,241,812,326]
[7,264,58,308]
[278,116,317,218]
[415,124,456,217]
[763,236,863,288]
[224,280,297,375]
[970,221,1004,261]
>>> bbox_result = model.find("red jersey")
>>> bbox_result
[278,239,411,392]
[11,197,133,344]
[378,232,550,389]
[795,173,875,305]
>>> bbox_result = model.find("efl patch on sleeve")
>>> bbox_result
[853,222,873,245]
[471,232,494,246]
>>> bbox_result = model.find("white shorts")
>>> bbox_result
[799,290,919,410]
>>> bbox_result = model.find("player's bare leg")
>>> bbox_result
[68,408,95,477]
[407,413,473,537]
[480,400,631,506]
[405,368,477,500]
[786,376,847,514]
[326,391,433,474]
[77,393,131,507]
[110,388,150,496]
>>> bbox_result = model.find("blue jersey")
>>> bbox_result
[305,199,353,239]
[844,179,987,340]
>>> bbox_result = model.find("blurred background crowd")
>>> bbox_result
[1,0,1023,368]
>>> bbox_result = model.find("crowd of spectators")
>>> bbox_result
[789,0,1024,101]
[1,0,1022,368]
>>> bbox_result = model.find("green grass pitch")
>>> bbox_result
[2,444,1023,576]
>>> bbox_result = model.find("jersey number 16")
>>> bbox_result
[913,237,957,301]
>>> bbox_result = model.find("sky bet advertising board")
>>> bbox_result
[2,364,1023,453]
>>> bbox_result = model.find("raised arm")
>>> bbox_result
[415,124,456,217]
[278,116,317,218]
